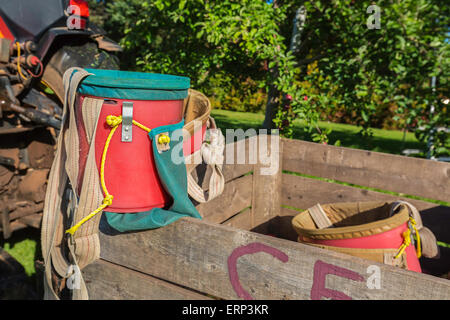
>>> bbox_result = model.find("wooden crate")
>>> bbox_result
[82,135,450,300]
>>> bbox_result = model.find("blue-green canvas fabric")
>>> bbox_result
[104,120,202,232]
[78,69,190,101]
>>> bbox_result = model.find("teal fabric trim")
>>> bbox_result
[104,120,202,232]
[78,86,188,101]
[76,68,190,101]
[148,120,185,137]
[82,69,190,90]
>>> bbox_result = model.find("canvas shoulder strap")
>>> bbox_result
[41,67,104,300]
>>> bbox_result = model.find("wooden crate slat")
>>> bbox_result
[281,173,446,212]
[251,135,282,230]
[222,208,253,230]
[282,138,450,202]
[97,217,450,300]
[197,174,253,224]
[82,259,211,300]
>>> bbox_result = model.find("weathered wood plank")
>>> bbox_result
[251,135,282,229]
[222,208,253,231]
[222,207,282,237]
[82,259,211,300]
[281,173,447,212]
[98,217,450,300]
[197,174,253,224]
[282,138,450,202]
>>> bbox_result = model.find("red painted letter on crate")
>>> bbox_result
[310,260,365,300]
[228,242,289,300]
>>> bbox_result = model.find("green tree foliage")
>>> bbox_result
[104,1,288,92]
[101,0,448,155]
[280,0,449,153]
[103,0,309,138]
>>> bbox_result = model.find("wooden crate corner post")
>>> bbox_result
[251,133,283,233]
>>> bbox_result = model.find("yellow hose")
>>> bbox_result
[16,42,29,81]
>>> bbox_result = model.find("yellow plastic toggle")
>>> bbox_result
[158,134,170,145]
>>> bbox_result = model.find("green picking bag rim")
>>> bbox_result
[78,68,190,100]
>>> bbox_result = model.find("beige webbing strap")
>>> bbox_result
[42,68,92,300]
[390,201,424,228]
[69,97,104,269]
[42,67,104,300]
[186,117,225,204]
[308,204,333,229]
[390,201,439,258]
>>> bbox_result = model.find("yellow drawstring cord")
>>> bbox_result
[394,217,421,259]
[394,229,411,259]
[65,115,169,236]
[410,217,421,258]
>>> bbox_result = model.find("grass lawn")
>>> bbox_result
[211,109,427,155]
